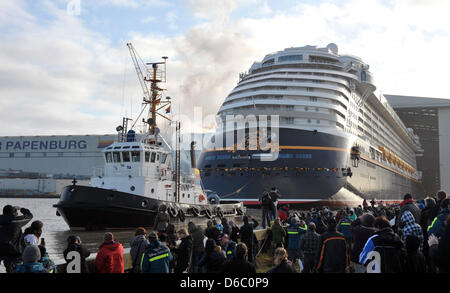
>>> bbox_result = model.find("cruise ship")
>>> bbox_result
[197,43,424,207]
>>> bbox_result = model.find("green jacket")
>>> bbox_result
[271,224,286,244]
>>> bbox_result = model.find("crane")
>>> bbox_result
[126,43,171,134]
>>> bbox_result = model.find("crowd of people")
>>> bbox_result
[0,189,449,273]
[268,191,450,273]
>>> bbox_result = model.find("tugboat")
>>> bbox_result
[54,43,245,230]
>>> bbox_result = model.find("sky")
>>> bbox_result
[0,0,449,136]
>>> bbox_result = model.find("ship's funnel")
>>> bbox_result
[190,141,196,169]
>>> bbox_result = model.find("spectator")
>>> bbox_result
[349,209,357,222]
[270,218,286,248]
[315,219,349,273]
[198,239,226,273]
[420,196,436,267]
[337,212,353,246]
[38,245,56,273]
[240,216,258,264]
[173,228,193,273]
[398,194,421,225]
[350,214,376,273]
[14,245,48,273]
[153,205,169,233]
[188,222,205,273]
[269,187,281,221]
[359,216,405,273]
[221,217,230,236]
[205,220,220,245]
[266,247,298,273]
[429,190,447,222]
[0,205,33,272]
[94,232,124,273]
[221,243,256,273]
[401,210,424,252]
[63,235,91,273]
[286,217,305,266]
[220,234,236,261]
[141,232,173,273]
[228,220,240,243]
[23,220,44,246]
[405,235,427,273]
[278,204,290,223]
[427,198,450,238]
[130,227,149,273]
[213,219,223,234]
[260,191,272,228]
[166,223,178,250]
[429,215,450,273]
[299,222,320,273]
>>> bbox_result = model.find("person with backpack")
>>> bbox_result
[130,227,149,273]
[405,235,427,273]
[141,232,173,273]
[0,205,33,272]
[359,216,406,273]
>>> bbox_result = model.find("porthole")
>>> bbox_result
[151,188,154,193]
[130,186,135,191]
[141,201,148,208]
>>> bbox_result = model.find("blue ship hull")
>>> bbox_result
[198,128,423,207]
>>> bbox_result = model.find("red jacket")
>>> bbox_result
[95,241,124,273]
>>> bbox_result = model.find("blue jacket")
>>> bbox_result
[222,240,236,260]
[140,241,173,273]
[338,217,353,240]
[287,222,307,250]
[14,262,47,273]
[428,208,450,238]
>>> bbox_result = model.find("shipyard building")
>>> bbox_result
[0,135,116,196]
[386,95,450,196]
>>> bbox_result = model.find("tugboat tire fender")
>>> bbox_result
[236,207,243,216]
[178,209,186,222]
[191,207,200,217]
[203,208,213,219]
[168,206,178,218]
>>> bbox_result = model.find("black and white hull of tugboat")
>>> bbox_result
[54,185,244,230]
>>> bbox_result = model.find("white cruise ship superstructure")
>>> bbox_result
[198,43,423,206]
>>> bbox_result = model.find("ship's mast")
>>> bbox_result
[126,43,171,135]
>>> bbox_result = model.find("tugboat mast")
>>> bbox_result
[126,43,171,135]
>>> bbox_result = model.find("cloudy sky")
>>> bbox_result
[0,0,449,136]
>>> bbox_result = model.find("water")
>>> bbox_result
[0,198,139,263]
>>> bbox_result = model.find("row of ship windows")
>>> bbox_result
[104,151,168,164]
[222,96,348,112]
[202,167,343,176]
[234,78,349,95]
[203,153,313,161]
[227,86,349,101]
